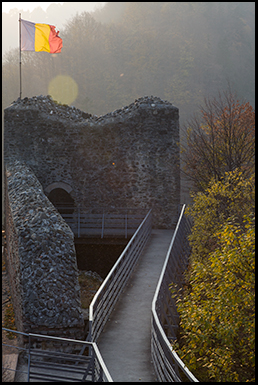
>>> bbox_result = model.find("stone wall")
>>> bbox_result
[4,161,84,339]
[4,169,24,333]
[4,95,180,228]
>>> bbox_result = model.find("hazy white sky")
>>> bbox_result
[2,2,64,13]
[2,2,105,13]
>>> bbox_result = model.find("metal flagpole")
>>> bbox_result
[19,13,22,99]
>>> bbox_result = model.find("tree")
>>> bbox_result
[174,215,255,382]
[186,169,255,262]
[172,170,255,382]
[181,88,255,192]
[2,3,255,115]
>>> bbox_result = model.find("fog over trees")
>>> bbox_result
[2,2,255,126]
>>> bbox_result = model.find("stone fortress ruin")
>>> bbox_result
[4,94,180,338]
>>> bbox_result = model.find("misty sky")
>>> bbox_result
[2,2,64,12]
[2,2,105,13]
[2,2,255,112]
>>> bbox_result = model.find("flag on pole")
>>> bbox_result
[21,19,63,53]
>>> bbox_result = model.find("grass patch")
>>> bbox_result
[3,301,17,339]
[78,272,102,309]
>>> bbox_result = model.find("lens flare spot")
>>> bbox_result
[48,75,78,105]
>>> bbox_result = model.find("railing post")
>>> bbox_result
[27,334,31,382]
[77,206,80,238]
[87,320,92,343]
[92,350,95,382]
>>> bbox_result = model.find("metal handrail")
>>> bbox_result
[88,209,152,342]
[55,206,148,239]
[3,209,152,381]
[151,205,199,382]
[2,328,113,382]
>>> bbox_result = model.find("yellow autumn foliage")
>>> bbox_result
[173,170,255,382]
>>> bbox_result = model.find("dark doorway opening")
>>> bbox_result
[75,242,127,279]
[48,188,75,215]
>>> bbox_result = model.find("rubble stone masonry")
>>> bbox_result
[4,161,84,339]
[4,95,180,341]
[4,95,180,228]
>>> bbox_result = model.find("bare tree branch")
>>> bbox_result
[180,87,255,191]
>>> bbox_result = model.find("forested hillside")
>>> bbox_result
[2,2,255,125]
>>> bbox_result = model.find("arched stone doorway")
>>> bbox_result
[45,182,75,215]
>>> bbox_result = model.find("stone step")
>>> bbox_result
[2,353,19,382]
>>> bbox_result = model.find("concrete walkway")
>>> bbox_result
[97,229,174,382]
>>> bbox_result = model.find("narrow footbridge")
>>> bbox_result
[96,228,174,381]
[3,206,199,382]
[86,205,198,382]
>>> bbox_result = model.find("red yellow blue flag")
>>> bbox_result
[21,19,63,53]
